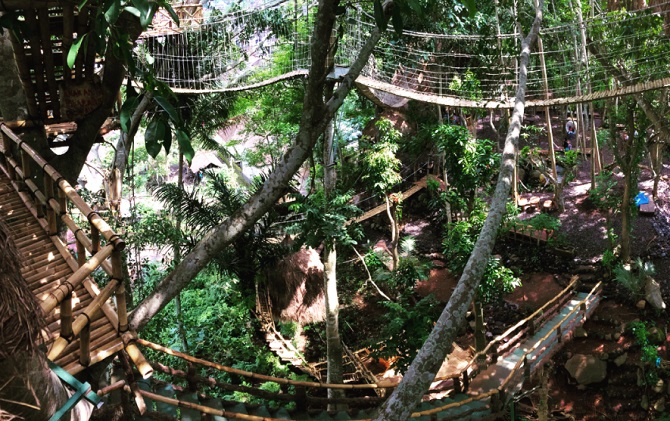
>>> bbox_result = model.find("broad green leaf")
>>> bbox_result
[120,96,140,133]
[176,129,195,162]
[154,95,180,124]
[158,118,172,154]
[373,0,387,31]
[391,6,403,35]
[157,0,180,27]
[104,0,121,24]
[78,0,90,10]
[145,118,162,158]
[67,33,88,69]
[462,0,477,18]
[124,6,141,18]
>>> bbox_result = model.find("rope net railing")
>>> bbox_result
[135,1,670,107]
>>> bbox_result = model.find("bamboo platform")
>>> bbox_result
[0,171,123,375]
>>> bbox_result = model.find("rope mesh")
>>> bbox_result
[136,1,670,107]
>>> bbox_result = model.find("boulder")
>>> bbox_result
[613,353,627,367]
[565,354,607,385]
[645,277,666,310]
[654,397,666,413]
[574,327,588,338]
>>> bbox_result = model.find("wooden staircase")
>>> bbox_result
[0,171,124,374]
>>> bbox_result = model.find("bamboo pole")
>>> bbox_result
[122,333,154,379]
[44,173,57,235]
[113,250,128,333]
[38,8,60,120]
[80,319,91,366]
[41,243,114,314]
[536,33,558,192]
[47,279,120,361]
[59,294,73,340]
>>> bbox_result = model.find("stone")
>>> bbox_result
[604,333,612,341]
[599,352,609,361]
[641,395,649,410]
[614,353,628,367]
[574,327,588,338]
[637,300,647,310]
[564,354,607,385]
[654,380,665,394]
[654,397,666,413]
[645,277,666,310]
[614,332,621,340]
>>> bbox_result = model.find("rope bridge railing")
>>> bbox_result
[136,1,670,109]
[0,123,152,378]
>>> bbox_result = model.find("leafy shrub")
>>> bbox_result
[526,213,561,232]
[479,257,522,304]
[613,258,655,301]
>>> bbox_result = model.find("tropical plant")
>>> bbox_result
[613,258,655,301]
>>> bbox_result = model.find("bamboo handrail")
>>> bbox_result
[137,338,398,390]
[462,275,579,374]
[0,123,125,251]
[47,279,120,361]
[40,244,115,314]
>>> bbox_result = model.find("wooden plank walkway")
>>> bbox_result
[0,171,124,375]
[468,291,601,397]
[349,176,430,225]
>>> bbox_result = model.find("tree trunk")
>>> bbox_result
[620,165,632,262]
[129,0,389,331]
[322,91,344,406]
[371,3,543,419]
[174,150,189,353]
[386,196,400,271]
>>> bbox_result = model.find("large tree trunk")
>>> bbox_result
[129,0,389,331]
[371,3,544,419]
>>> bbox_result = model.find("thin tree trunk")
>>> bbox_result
[322,86,344,406]
[174,150,189,353]
[371,3,543,419]
[130,0,390,331]
[386,196,400,271]
[114,93,153,175]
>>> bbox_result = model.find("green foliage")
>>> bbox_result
[373,239,432,298]
[525,214,561,232]
[432,124,498,208]
[627,320,663,385]
[360,119,403,197]
[442,201,520,304]
[588,170,620,213]
[371,294,441,373]
[448,70,483,101]
[288,188,362,248]
[613,258,655,301]
[479,257,521,304]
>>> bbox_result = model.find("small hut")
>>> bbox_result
[265,247,325,324]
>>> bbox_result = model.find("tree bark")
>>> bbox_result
[322,87,344,406]
[129,0,389,331]
[371,3,544,419]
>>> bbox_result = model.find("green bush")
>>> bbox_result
[613,258,655,301]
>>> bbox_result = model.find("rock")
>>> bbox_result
[654,380,665,394]
[641,395,649,410]
[645,277,666,310]
[637,300,647,310]
[564,354,607,385]
[614,353,628,367]
[599,352,609,361]
[654,397,666,413]
[574,327,588,338]
[604,333,612,341]
[469,321,476,329]
[614,332,621,340]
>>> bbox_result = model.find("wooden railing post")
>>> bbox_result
[90,224,100,254]
[76,238,86,268]
[113,250,128,333]
[295,386,307,412]
[1,132,15,179]
[60,289,73,340]
[474,301,486,361]
[58,187,67,216]
[44,173,57,235]
[20,148,31,189]
[80,318,91,366]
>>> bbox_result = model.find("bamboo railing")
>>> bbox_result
[0,123,151,378]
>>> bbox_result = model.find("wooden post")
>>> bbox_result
[20,148,31,189]
[462,370,469,392]
[44,173,57,235]
[113,250,128,333]
[58,188,67,216]
[60,293,73,340]
[295,386,307,412]
[76,238,86,268]
[474,301,486,359]
[90,224,100,254]
[80,319,91,366]
[453,376,462,394]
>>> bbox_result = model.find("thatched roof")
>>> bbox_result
[265,247,325,324]
[0,218,43,359]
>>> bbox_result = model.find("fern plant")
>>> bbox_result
[613,258,655,301]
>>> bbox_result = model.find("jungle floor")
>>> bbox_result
[344,112,670,420]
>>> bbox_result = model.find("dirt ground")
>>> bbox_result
[407,113,670,420]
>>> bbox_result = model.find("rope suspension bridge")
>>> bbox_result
[2,0,669,418]
[136,0,670,109]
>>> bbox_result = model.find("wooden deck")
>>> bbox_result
[0,171,124,374]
